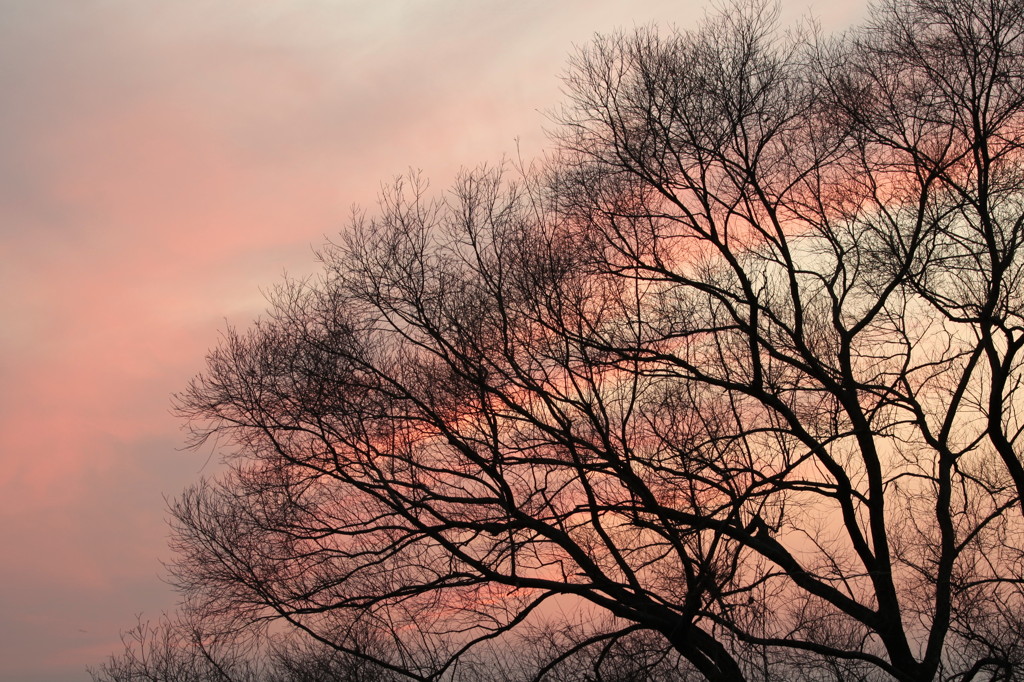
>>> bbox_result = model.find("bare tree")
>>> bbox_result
[89,613,407,682]
[88,614,267,682]
[550,0,1024,678]
[103,0,1024,680]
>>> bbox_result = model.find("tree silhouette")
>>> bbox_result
[97,0,1024,679]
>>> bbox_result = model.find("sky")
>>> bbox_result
[0,1,869,680]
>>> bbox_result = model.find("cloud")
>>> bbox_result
[0,1,871,679]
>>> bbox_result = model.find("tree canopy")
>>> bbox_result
[96,0,1024,680]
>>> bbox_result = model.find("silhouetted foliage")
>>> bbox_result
[97,0,1024,679]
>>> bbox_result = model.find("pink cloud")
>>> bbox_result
[0,1,871,679]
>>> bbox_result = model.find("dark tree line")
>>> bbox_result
[95,0,1024,679]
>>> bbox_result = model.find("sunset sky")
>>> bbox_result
[0,1,869,679]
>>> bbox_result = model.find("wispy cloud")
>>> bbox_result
[0,1,867,679]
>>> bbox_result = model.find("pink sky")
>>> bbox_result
[0,2,868,679]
